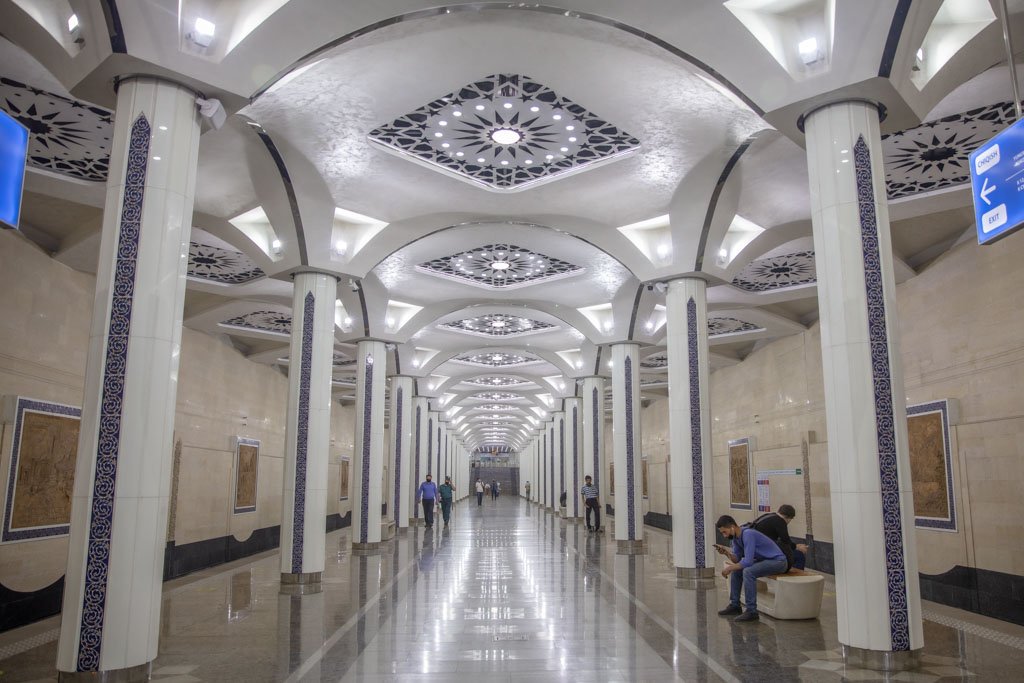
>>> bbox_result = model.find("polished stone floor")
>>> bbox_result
[3,497,1024,681]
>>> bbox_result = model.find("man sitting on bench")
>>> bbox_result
[751,504,809,570]
[714,515,788,622]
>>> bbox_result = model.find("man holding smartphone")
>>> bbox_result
[714,515,788,622]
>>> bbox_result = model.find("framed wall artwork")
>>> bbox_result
[232,437,259,514]
[339,457,350,500]
[609,462,615,495]
[641,456,649,499]
[729,437,754,511]
[2,396,81,542]
[907,399,959,532]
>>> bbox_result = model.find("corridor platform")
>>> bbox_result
[2,497,1023,682]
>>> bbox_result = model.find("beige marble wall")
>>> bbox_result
[0,230,358,594]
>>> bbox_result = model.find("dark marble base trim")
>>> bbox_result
[0,576,64,632]
[58,661,151,682]
[0,513,353,633]
[919,564,1024,626]
[644,511,672,531]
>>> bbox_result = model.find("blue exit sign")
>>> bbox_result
[0,110,29,230]
[970,116,1024,245]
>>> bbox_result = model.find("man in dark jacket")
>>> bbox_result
[439,476,455,527]
[751,504,809,570]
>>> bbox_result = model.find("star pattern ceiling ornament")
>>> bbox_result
[708,317,763,336]
[420,243,583,290]
[368,74,640,191]
[0,77,112,182]
[731,251,817,293]
[219,311,292,335]
[439,312,558,337]
[188,242,266,285]
[463,376,533,387]
[474,404,518,412]
[455,352,538,367]
[473,392,520,401]
[640,354,668,369]
[883,101,1017,200]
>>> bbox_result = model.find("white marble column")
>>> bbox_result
[611,343,644,554]
[804,100,922,667]
[581,377,605,520]
[57,77,200,681]
[547,421,556,510]
[554,408,566,516]
[279,272,338,586]
[666,277,715,588]
[390,376,414,529]
[411,396,429,525]
[351,339,387,553]
[564,397,583,520]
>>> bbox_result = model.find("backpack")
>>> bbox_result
[744,514,793,571]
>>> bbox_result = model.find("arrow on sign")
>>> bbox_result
[981,177,996,205]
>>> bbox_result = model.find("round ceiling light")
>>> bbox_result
[490,128,522,145]
[490,261,510,270]
[490,320,507,328]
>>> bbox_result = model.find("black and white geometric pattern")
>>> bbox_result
[455,352,538,367]
[732,251,816,292]
[708,317,762,336]
[439,313,557,337]
[290,293,315,571]
[420,244,582,289]
[220,311,292,335]
[368,73,640,191]
[473,404,518,412]
[640,354,667,369]
[463,376,532,387]
[687,298,707,569]
[883,101,1017,200]
[188,242,265,285]
[473,392,520,401]
[0,77,112,182]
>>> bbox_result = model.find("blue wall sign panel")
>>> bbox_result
[970,116,1024,245]
[0,110,29,230]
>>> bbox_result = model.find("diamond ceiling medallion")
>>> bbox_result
[455,352,538,367]
[731,251,816,292]
[188,242,265,285]
[439,313,557,337]
[219,311,291,335]
[463,376,532,387]
[473,392,520,401]
[368,74,640,192]
[640,354,667,369]
[474,404,517,412]
[420,244,583,290]
[708,317,763,336]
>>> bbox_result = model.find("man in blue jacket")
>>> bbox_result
[714,514,788,622]
[417,474,438,528]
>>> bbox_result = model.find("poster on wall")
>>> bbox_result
[757,477,770,512]
[339,457,350,500]
[907,399,958,531]
[641,457,649,499]
[729,437,754,510]
[232,437,259,514]
[2,396,81,542]
[609,462,615,495]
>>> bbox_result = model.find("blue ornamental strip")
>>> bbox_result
[77,113,150,672]
[687,298,707,568]
[854,135,910,651]
[393,387,403,525]
[359,354,374,543]
[290,292,315,572]
[592,387,600,489]
[572,406,579,516]
[413,407,421,519]
[625,355,636,540]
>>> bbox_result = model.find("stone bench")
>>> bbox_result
[756,569,824,620]
[381,519,396,541]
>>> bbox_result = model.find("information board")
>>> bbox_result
[0,110,29,230]
[970,116,1024,245]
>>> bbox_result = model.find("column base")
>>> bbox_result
[280,571,323,594]
[616,540,646,555]
[842,645,921,672]
[59,662,151,682]
[676,567,716,589]
[352,541,384,555]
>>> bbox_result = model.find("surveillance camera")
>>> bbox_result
[349,278,360,292]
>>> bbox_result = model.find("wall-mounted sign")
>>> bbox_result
[970,117,1024,245]
[0,110,29,230]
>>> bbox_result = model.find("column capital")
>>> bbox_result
[796,97,887,132]
[289,269,341,282]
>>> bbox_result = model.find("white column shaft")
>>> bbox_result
[582,377,606,509]
[352,340,387,545]
[611,343,643,543]
[412,397,429,522]
[390,377,414,528]
[565,398,583,518]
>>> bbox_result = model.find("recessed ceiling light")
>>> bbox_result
[552,114,562,120]
[434,132,443,138]
[491,320,507,328]
[491,128,522,145]
[530,106,540,112]
[490,261,510,270]
[503,102,514,109]
[439,120,448,126]
[525,159,533,164]
[67,14,79,32]
[500,160,509,165]
[453,110,463,117]
[565,125,574,131]
[475,104,486,111]
[477,157,486,163]
[560,147,568,152]
[568,137,576,142]
[442,143,450,148]
[545,154,554,160]
[456,151,464,157]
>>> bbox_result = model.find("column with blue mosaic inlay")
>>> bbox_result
[411,396,429,525]
[564,397,583,520]
[554,407,566,516]
[581,377,605,526]
[352,339,387,553]
[666,278,715,589]
[279,271,338,588]
[389,376,414,529]
[803,100,922,668]
[611,343,644,554]
[56,78,201,682]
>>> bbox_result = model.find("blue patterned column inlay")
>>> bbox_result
[559,418,565,502]
[393,387,403,526]
[414,407,422,520]
[358,354,375,543]
[289,292,315,573]
[592,387,600,490]
[77,114,150,672]
[854,135,910,651]
[624,355,636,540]
[572,406,579,517]
[427,417,433,476]
[687,298,707,568]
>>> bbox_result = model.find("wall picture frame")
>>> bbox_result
[2,396,81,542]
[339,457,351,500]
[232,437,260,514]
[907,399,959,532]
[728,437,755,511]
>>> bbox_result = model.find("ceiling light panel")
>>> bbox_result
[463,376,533,387]
[188,241,265,284]
[439,313,556,338]
[454,352,539,367]
[472,392,520,402]
[219,311,291,336]
[419,243,583,290]
[367,74,640,192]
[731,251,816,292]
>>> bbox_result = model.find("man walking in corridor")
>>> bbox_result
[439,476,455,527]
[476,479,484,506]
[581,475,600,531]
[417,474,438,528]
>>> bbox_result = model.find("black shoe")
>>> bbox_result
[717,604,742,617]
[733,611,759,622]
